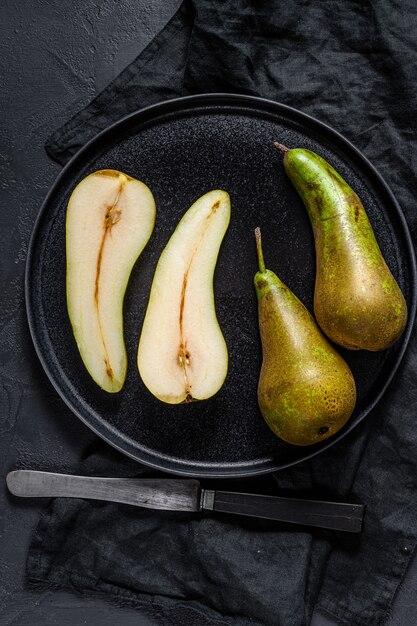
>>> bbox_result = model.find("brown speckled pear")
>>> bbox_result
[275,143,407,351]
[254,228,356,446]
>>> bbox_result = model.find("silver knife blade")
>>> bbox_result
[6,470,201,512]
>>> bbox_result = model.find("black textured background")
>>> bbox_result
[1,1,416,624]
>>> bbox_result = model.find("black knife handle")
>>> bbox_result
[201,490,364,533]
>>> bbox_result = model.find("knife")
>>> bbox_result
[6,470,365,533]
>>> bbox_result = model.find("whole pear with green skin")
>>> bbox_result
[275,143,408,351]
[254,228,356,446]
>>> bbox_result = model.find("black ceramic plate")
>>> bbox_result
[26,94,416,477]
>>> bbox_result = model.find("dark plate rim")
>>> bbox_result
[25,93,417,478]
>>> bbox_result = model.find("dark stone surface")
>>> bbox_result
[1,0,416,623]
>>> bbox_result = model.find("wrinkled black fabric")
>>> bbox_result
[31,1,417,625]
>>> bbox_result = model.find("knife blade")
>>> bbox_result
[6,470,201,511]
[6,470,365,533]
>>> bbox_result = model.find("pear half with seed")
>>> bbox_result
[138,190,230,404]
[66,169,156,393]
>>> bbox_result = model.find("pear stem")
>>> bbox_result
[254,227,266,273]
[274,142,289,154]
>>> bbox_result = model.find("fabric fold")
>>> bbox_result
[31,1,417,625]
[46,0,194,165]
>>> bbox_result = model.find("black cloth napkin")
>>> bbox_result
[28,1,417,625]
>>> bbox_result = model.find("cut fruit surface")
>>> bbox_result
[66,169,156,392]
[138,190,230,404]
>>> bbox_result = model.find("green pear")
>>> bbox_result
[254,228,356,446]
[275,143,408,351]
[66,170,156,392]
[138,190,230,404]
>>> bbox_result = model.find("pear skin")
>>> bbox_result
[254,228,356,446]
[275,143,407,351]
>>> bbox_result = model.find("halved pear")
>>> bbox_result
[66,169,156,393]
[138,190,230,404]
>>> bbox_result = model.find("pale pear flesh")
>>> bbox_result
[66,170,156,392]
[138,190,230,404]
